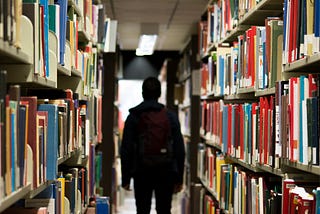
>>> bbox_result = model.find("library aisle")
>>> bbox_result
[116,191,182,214]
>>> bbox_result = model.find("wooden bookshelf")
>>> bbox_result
[255,87,275,97]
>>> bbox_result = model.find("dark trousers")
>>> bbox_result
[133,168,175,214]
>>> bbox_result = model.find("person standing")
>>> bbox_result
[120,76,185,214]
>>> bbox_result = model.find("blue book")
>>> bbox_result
[315,0,320,37]
[219,56,225,96]
[313,187,320,214]
[96,196,110,214]
[222,105,228,154]
[10,109,16,192]
[299,76,306,163]
[54,0,68,65]
[38,104,59,181]
[40,0,49,77]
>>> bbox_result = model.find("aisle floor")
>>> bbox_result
[116,190,182,214]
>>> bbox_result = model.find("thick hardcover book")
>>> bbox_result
[38,104,58,181]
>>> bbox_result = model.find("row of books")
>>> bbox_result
[200,74,319,168]
[198,148,320,214]
[199,0,269,55]
[283,0,320,63]
[0,71,103,200]
[3,167,89,214]
[0,0,115,93]
[201,17,283,96]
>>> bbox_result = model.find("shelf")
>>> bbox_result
[219,25,250,44]
[201,92,222,100]
[0,40,32,64]
[217,0,283,44]
[0,183,32,213]
[255,163,284,177]
[226,156,262,173]
[6,71,57,88]
[58,148,81,165]
[254,87,275,97]
[282,159,320,176]
[237,87,255,94]
[238,0,283,26]
[179,103,191,110]
[71,67,82,77]
[224,93,256,101]
[200,179,218,202]
[68,0,82,17]
[283,53,320,73]
[57,64,71,76]
[201,135,222,150]
[178,72,191,82]
[26,180,54,199]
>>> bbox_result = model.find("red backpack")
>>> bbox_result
[137,108,173,168]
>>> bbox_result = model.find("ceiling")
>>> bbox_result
[101,0,208,51]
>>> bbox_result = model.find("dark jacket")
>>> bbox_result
[120,100,185,187]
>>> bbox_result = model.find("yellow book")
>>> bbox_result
[215,154,227,200]
[58,176,65,214]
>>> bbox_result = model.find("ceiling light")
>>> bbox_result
[135,34,158,56]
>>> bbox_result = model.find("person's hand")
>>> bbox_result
[122,184,132,191]
[173,183,183,194]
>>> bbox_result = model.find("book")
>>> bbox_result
[9,85,21,191]
[269,20,283,88]
[20,96,38,188]
[22,3,40,75]
[96,196,110,214]
[38,104,58,181]
[54,0,67,65]
[48,4,60,64]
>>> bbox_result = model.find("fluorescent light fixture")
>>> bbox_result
[135,34,158,56]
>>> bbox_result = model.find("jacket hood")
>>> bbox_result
[129,100,164,114]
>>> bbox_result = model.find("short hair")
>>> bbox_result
[142,77,161,100]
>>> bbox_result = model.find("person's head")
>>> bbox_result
[142,77,161,100]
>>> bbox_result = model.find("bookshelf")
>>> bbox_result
[195,0,320,213]
[0,1,117,213]
[176,35,202,214]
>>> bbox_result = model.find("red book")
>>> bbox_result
[282,178,296,214]
[250,26,257,87]
[239,104,244,160]
[227,104,232,155]
[20,96,38,189]
[263,97,269,165]
[259,97,265,164]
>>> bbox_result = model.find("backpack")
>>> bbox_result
[136,108,173,168]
